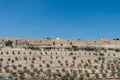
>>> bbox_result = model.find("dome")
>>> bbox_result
[56,37,61,40]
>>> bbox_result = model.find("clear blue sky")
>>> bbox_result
[0,0,120,40]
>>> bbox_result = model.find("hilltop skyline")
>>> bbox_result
[0,0,120,40]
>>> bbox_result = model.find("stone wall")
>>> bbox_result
[0,38,120,47]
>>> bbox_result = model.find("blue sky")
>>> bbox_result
[0,0,120,40]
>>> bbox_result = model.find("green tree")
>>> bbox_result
[46,64,50,67]
[111,68,116,77]
[61,75,68,80]
[95,73,99,79]
[79,74,84,80]
[5,40,13,47]
[46,37,51,40]
[117,70,120,78]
